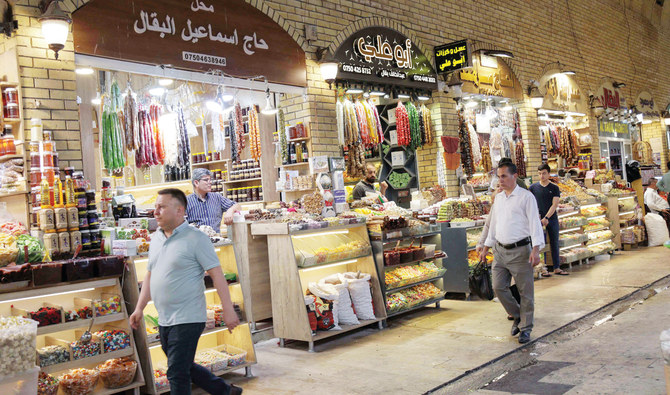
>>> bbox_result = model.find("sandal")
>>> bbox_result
[554,269,570,275]
[541,270,552,277]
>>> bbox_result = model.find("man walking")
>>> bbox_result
[479,162,545,344]
[130,189,242,394]
[529,164,568,276]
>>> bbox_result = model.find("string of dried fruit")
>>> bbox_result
[278,108,288,164]
[407,102,421,150]
[123,91,138,151]
[368,99,384,144]
[515,140,526,178]
[570,129,579,160]
[418,107,426,145]
[362,100,380,146]
[229,111,239,163]
[481,145,492,173]
[234,101,245,151]
[458,109,474,176]
[336,100,345,146]
[355,101,371,147]
[344,99,359,145]
[150,104,165,164]
[421,104,434,145]
[395,101,410,146]
[249,104,261,161]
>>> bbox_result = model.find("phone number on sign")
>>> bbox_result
[182,51,227,66]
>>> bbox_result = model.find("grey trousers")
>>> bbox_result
[492,243,534,332]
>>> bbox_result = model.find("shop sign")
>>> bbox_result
[598,120,630,139]
[434,40,470,74]
[537,70,587,114]
[597,80,627,110]
[72,0,307,87]
[332,26,437,91]
[636,91,660,118]
[450,51,522,99]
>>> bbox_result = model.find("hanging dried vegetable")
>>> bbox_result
[515,140,526,178]
[420,105,434,145]
[176,105,191,168]
[101,82,126,172]
[467,123,481,164]
[369,100,384,144]
[407,102,421,150]
[354,101,371,147]
[234,101,245,153]
[229,111,239,163]
[481,145,492,173]
[343,99,359,145]
[336,100,345,146]
[123,91,138,151]
[458,109,474,177]
[278,108,288,164]
[150,104,165,164]
[249,104,261,161]
[395,101,410,146]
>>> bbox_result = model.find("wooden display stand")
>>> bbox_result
[607,194,638,250]
[250,222,386,352]
[0,278,145,394]
[124,241,256,394]
[231,222,272,329]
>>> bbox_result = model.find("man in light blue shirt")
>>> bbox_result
[187,168,240,233]
[130,188,241,395]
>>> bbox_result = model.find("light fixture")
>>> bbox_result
[158,78,173,86]
[397,93,410,99]
[75,67,94,75]
[363,92,370,98]
[39,0,72,60]
[528,84,544,109]
[370,91,386,97]
[261,83,278,115]
[221,89,234,102]
[320,61,339,88]
[465,100,478,108]
[484,49,514,58]
[345,88,364,94]
[149,87,166,96]
[205,100,223,113]
[90,91,101,105]
[561,70,576,76]
[417,94,430,101]
[636,113,644,123]
[663,111,670,126]
[613,81,626,89]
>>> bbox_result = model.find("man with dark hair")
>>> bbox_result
[187,168,240,233]
[657,162,670,198]
[130,188,242,395]
[529,164,568,276]
[352,163,388,201]
[480,161,545,344]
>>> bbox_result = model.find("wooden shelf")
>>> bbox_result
[147,321,248,347]
[297,253,372,271]
[385,274,445,293]
[192,159,228,166]
[0,154,22,162]
[0,278,117,303]
[273,137,310,144]
[275,162,309,168]
[154,361,256,394]
[382,253,446,269]
[311,319,382,341]
[2,118,21,124]
[225,177,262,183]
[0,190,28,198]
[279,188,314,193]
[386,295,444,318]
[41,347,135,374]
[36,312,126,336]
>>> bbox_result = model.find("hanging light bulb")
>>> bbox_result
[261,84,278,115]
[90,91,101,105]
[206,100,223,113]
[39,0,71,60]
[158,78,173,86]
[75,67,94,75]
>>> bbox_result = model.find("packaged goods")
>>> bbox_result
[59,368,99,395]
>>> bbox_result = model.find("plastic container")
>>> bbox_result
[94,256,124,277]
[58,368,98,395]
[64,259,94,281]
[0,317,38,379]
[383,250,400,266]
[424,244,436,258]
[32,262,64,286]
[97,358,137,389]
[219,344,247,367]
[0,366,39,395]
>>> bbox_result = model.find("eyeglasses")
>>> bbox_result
[198,178,212,183]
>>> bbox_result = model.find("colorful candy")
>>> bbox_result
[38,372,59,395]
[77,306,92,319]
[94,295,121,317]
[64,310,79,322]
[70,339,100,360]
[38,344,70,367]
[94,329,130,352]
[28,306,62,327]
[59,368,99,395]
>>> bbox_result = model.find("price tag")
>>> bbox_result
[390,130,398,146]
[391,151,405,166]
[585,170,596,180]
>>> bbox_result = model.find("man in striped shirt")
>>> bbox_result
[186,168,240,233]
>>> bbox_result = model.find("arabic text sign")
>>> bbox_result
[455,52,522,99]
[598,120,630,139]
[434,40,470,74]
[72,0,307,87]
[332,26,437,91]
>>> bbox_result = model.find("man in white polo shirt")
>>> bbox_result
[130,188,241,394]
[479,161,545,344]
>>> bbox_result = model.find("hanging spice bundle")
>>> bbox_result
[123,91,139,151]
[458,109,475,177]
[369,99,384,145]
[249,104,262,161]
[420,105,434,145]
[234,101,245,153]
[278,108,288,164]
[481,145,492,173]
[406,102,421,150]
[515,140,526,178]
[229,111,240,163]
[354,101,371,148]
[395,101,410,146]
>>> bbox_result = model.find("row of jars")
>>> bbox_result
[211,169,227,182]
[226,186,263,202]
[42,228,102,257]
[231,159,260,171]
[229,168,260,181]
[192,151,222,163]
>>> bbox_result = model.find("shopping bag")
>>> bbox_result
[468,260,495,301]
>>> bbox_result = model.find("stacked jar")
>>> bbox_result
[226,186,263,202]
[2,87,19,119]
[100,178,112,218]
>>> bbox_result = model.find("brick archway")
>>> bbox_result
[327,17,435,66]
[469,40,524,91]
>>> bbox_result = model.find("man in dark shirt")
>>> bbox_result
[352,164,388,201]
[529,164,568,275]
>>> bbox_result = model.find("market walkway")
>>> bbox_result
[224,246,670,395]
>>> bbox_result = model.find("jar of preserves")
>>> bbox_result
[239,187,248,202]
[213,151,221,161]
[43,168,55,185]
[58,231,71,254]
[43,232,59,256]
[80,230,91,250]
[4,103,19,119]
[3,88,18,105]
[43,151,54,167]
[5,138,15,155]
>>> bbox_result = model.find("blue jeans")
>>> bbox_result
[545,217,560,271]
[159,323,232,395]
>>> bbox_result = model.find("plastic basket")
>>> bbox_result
[216,344,247,367]
[98,358,137,389]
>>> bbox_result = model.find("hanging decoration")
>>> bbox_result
[101,82,126,172]
[123,90,139,151]
[176,105,191,169]
[458,109,474,177]
[515,140,526,178]
[407,102,421,151]
[395,101,410,147]
[481,145,492,173]
[249,104,262,161]
[420,104,434,146]
[229,111,240,164]
[234,100,245,154]
[278,108,289,164]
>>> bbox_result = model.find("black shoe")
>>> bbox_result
[518,331,531,344]
[230,385,243,395]
[507,315,514,321]
[511,319,520,336]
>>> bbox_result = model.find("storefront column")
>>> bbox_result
[642,121,668,172]
[427,92,459,197]
[517,99,543,176]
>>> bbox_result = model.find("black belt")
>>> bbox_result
[497,237,531,250]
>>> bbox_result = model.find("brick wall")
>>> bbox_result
[2,0,670,192]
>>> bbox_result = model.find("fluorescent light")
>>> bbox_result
[91,92,101,106]
[417,95,430,101]
[292,229,350,239]
[581,203,602,209]
[618,196,635,200]
[300,259,358,273]
[397,93,410,99]
[346,88,364,94]
[558,211,579,219]
[562,70,576,75]
[619,210,635,216]
[588,239,613,248]
[559,227,582,234]
[2,288,96,304]
[149,87,166,96]
[560,243,583,251]
[370,91,386,96]
[158,78,173,86]
[75,67,94,75]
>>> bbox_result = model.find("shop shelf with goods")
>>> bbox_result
[250,222,386,352]
[371,230,447,318]
[608,193,638,249]
[274,122,314,201]
[124,240,256,394]
[0,277,145,394]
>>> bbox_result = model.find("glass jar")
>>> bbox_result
[43,168,55,185]
[4,103,19,119]
[87,210,99,229]
[80,230,91,250]
[43,151,54,167]
[30,152,41,168]
[289,126,297,140]
[3,88,18,105]
[58,231,71,254]
[239,187,248,202]
[213,151,221,161]
[5,138,15,155]
[39,208,55,231]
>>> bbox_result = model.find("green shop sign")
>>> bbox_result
[597,120,631,139]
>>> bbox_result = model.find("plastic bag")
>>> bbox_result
[320,274,359,325]
[660,328,670,364]
[305,296,317,334]
[309,282,341,330]
[341,272,376,320]
[644,213,669,247]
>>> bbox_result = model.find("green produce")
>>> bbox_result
[387,171,411,189]
[16,234,43,264]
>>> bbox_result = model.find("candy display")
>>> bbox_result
[584,217,611,231]
[28,306,62,327]
[77,306,92,319]
[467,227,483,248]
[153,368,169,390]
[94,294,121,316]
[386,282,443,313]
[195,349,229,372]
[64,310,79,322]
[558,233,588,247]
[385,262,445,289]
[0,316,38,377]
[436,200,487,222]
[15,234,43,264]
[93,329,130,352]
[618,197,637,212]
[38,372,59,395]
[559,216,587,229]
[0,262,31,284]
[70,339,100,360]
[38,344,70,367]
[59,368,99,395]
[587,230,614,244]
[97,357,138,389]
[580,205,607,217]
[32,262,64,285]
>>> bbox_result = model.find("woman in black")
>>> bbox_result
[529,164,569,276]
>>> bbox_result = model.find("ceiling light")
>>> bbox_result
[75,67,94,75]
[158,78,173,86]
[562,70,576,76]
[502,104,513,111]
[346,88,364,94]
[484,50,514,58]
[39,0,71,60]
[261,87,278,115]
[206,100,223,113]
[465,100,478,108]
[397,93,410,99]
[319,61,339,88]
[149,87,166,96]
[221,93,234,102]
[90,91,101,105]
[363,92,370,98]
[370,91,386,97]
[417,95,430,101]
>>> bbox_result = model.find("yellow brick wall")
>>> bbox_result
[641,121,668,171]
[2,0,670,193]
